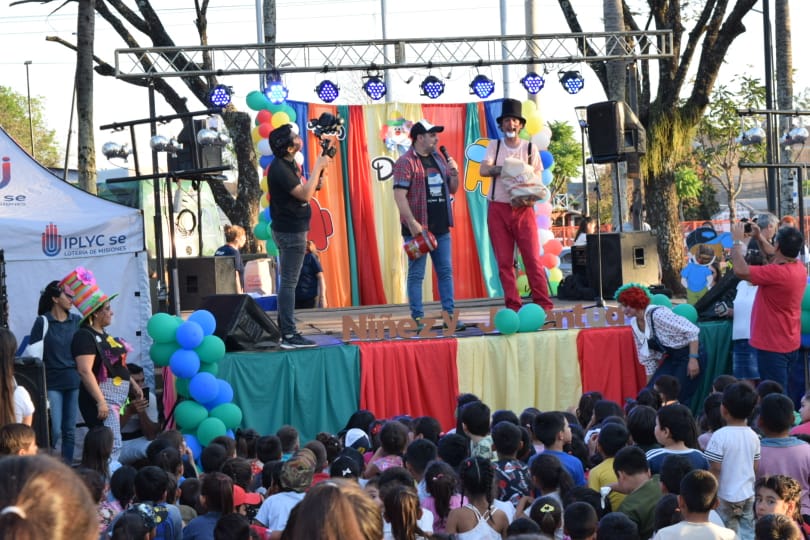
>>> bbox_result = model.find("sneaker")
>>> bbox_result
[280,333,317,349]
[413,318,425,333]
[444,317,467,332]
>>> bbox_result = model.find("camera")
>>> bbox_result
[307,113,344,158]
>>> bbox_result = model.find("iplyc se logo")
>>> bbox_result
[41,223,62,257]
[0,157,10,189]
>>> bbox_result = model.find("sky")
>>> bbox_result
[0,0,807,172]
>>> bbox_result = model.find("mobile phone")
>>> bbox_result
[142,387,150,402]
[744,222,752,233]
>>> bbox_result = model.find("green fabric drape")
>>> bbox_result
[690,320,734,413]
[219,347,361,442]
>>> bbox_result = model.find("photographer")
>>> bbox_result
[119,363,159,465]
[268,123,332,349]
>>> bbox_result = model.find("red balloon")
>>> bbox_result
[544,238,563,256]
[258,122,273,138]
[256,110,272,125]
[541,253,559,268]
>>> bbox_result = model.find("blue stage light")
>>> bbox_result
[207,85,232,107]
[559,71,585,95]
[265,71,288,104]
[362,76,387,101]
[420,75,445,99]
[469,74,495,99]
[315,80,340,103]
[520,72,545,94]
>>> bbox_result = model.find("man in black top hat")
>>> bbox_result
[479,98,553,314]
[267,124,332,349]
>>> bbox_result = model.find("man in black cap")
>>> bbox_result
[267,124,332,348]
[392,119,465,332]
[479,98,553,315]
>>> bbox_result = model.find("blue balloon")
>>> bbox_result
[261,207,272,223]
[226,429,235,439]
[540,150,555,169]
[541,168,553,186]
[183,434,202,460]
[259,154,273,170]
[188,310,217,337]
[169,349,201,379]
[176,321,205,349]
[802,333,810,349]
[189,372,219,404]
[207,379,235,409]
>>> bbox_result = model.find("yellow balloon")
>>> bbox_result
[260,175,269,192]
[525,114,541,135]
[271,112,290,128]
[259,193,269,209]
[251,126,263,144]
[522,99,537,114]
[549,267,563,283]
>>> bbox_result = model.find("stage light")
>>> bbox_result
[521,72,546,94]
[737,125,765,146]
[101,142,131,160]
[362,75,387,101]
[315,80,340,103]
[469,74,495,99]
[420,75,445,99]
[264,71,288,104]
[559,71,585,95]
[782,125,809,145]
[207,84,232,107]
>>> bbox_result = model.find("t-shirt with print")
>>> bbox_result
[494,458,531,507]
[419,153,449,236]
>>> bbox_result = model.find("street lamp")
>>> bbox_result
[574,106,589,216]
[24,61,34,158]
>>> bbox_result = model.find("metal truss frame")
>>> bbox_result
[114,30,674,79]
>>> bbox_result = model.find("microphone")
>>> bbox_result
[439,145,450,161]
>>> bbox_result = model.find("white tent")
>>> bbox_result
[1,126,152,372]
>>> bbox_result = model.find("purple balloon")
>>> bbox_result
[189,372,219,404]
[188,310,217,336]
[536,214,551,229]
[207,379,234,409]
[169,349,201,379]
[176,321,205,349]
[184,434,202,460]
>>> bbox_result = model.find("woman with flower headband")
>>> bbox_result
[615,284,701,405]
[64,267,141,464]
[27,280,82,463]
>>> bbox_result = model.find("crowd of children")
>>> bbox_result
[4,374,810,540]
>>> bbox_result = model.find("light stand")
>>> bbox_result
[585,175,606,309]
[574,106,589,215]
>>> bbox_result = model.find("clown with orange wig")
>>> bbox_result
[615,284,702,404]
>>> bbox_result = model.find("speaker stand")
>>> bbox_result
[583,179,606,309]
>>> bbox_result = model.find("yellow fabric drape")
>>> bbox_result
[456,330,583,412]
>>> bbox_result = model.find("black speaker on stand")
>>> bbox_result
[13,357,50,449]
[199,294,281,351]
[585,232,660,299]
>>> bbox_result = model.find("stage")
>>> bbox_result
[164,298,733,442]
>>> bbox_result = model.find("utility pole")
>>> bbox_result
[24,61,35,158]
[524,0,540,104]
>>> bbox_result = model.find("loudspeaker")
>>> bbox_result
[586,101,646,163]
[586,232,659,298]
[13,357,50,449]
[168,119,224,176]
[199,294,281,351]
[177,257,238,311]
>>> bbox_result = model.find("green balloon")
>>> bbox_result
[253,222,270,241]
[197,417,227,446]
[518,304,546,333]
[279,103,297,122]
[802,311,810,334]
[267,103,285,114]
[147,313,182,344]
[516,274,530,296]
[265,238,279,257]
[199,362,219,376]
[672,303,698,324]
[210,403,243,430]
[150,342,180,367]
[802,283,810,312]
[196,335,226,364]
[174,400,209,430]
[175,377,191,398]
[246,90,269,111]
[494,308,520,335]
[651,294,673,308]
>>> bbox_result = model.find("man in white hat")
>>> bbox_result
[479,98,553,315]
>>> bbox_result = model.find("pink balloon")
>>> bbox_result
[536,214,551,229]
[544,238,563,256]
[535,201,553,216]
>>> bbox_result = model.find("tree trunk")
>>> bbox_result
[603,0,626,103]
[776,0,794,216]
[76,0,96,194]
[264,0,276,68]
[645,169,684,292]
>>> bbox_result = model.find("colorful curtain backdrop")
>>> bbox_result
[273,99,519,307]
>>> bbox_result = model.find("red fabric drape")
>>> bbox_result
[422,104,487,300]
[358,339,458,432]
[346,105,387,305]
[305,104,351,308]
[576,326,646,404]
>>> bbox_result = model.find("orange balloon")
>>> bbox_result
[544,238,563,256]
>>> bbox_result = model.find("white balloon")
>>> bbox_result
[532,132,551,150]
[539,228,554,245]
[289,123,300,135]
[294,151,304,165]
[257,139,272,156]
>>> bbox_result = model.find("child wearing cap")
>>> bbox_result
[254,448,316,532]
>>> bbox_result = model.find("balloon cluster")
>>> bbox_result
[649,292,699,323]
[246,90,303,257]
[493,304,547,334]
[147,311,242,458]
[800,278,810,348]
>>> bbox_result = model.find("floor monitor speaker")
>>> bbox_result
[585,231,660,299]
[13,357,50,448]
[199,294,281,351]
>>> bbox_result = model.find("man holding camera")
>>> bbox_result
[393,120,465,332]
[268,124,332,349]
[119,364,159,465]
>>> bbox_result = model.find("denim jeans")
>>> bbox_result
[47,388,79,463]
[405,232,454,320]
[272,229,308,337]
[647,345,701,407]
[716,496,755,540]
[756,348,797,395]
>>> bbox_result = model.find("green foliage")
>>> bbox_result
[0,86,61,167]
[547,120,582,194]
